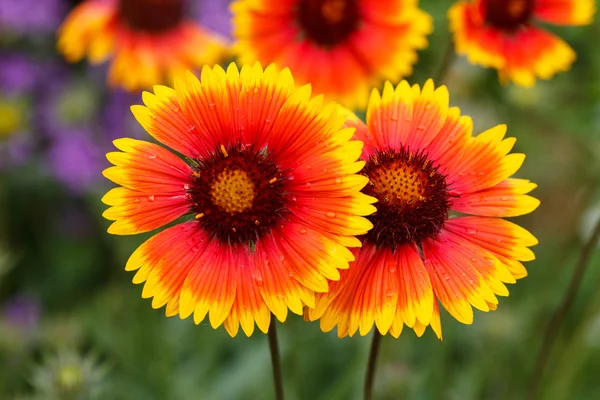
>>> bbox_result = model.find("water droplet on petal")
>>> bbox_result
[299,228,307,235]
[501,196,509,201]
[148,154,156,160]
[252,270,264,286]
[133,198,140,203]
[253,87,259,94]
[467,228,477,235]
[335,177,342,184]
[326,211,336,219]
[148,195,155,202]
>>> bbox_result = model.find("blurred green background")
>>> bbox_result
[1,0,599,399]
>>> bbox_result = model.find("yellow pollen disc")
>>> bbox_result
[210,169,255,214]
[508,0,527,18]
[321,0,346,24]
[371,164,427,205]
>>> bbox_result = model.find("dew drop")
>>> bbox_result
[147,195,155,202]
[326,211,336,219]
[335,177,343,184]
[299,228,308,235]
[305,182,311,188]
[208,103,216,110]
[252,270,263,286]
[467,228,477,235]
[133,198,140,203]
[291,196,297,201]
[388,267,396,273]
[386,290,396,297]
[501,196,509,201]
[148,154,156,160]
[171,106,180,113]
[253,87,259,94]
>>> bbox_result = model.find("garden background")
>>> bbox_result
[1,0,599,399]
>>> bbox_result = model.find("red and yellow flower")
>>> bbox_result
[57,0,227,91]
[232,0,432,109]
[308,80,539,338]
[101,63,376,336]
[449,0,595,86]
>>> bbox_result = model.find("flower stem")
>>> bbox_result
[268,318,284,400]
[433,37,456,85]
[364,331,383,400]
[529,216,600,398]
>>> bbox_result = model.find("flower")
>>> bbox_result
[232,0,432,109]
[57,0,228,91]
[308,80,539,338]
[101,63,376,336]
[30,349,109,399]
[0,54,40,170]
[47,129,106,194]
[449,0,596,87]
[192,0,233,39]
[0,0,65,35]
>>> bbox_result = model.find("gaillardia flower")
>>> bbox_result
[308,80,539,338]
[449,0,595,86]
[232,0,432,109]
[57,0,227,91]
[102,63,376,336]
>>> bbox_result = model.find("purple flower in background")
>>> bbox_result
[193,0,233,40]
[2,295,41,330]
[0,53,41,169]
[0,54,40,96]
[102,89,144,142]
[0,0,65,35]
[47,129,107,194]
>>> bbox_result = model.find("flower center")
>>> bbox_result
[361,147,450,250]
[482,0,534,31]
[189,144,288,247]
[297,0,360,46]
[210,169,255,214]
[118,0,184,32]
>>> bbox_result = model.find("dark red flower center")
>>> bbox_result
[481,0,534,31]
[360,147,450,251]
[118,0,184,32]
[188,144,289,247]
[297,0,360,46]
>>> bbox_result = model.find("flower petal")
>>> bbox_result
[534,0,596,26]
[451,178,540,217]
[102,138,193,234]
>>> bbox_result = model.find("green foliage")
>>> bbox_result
[1,1,600,399]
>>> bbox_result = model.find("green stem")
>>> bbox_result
[433,38,456,85]
[528,216,600,398]
[268,318,284,400]
[364,331,383,400]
